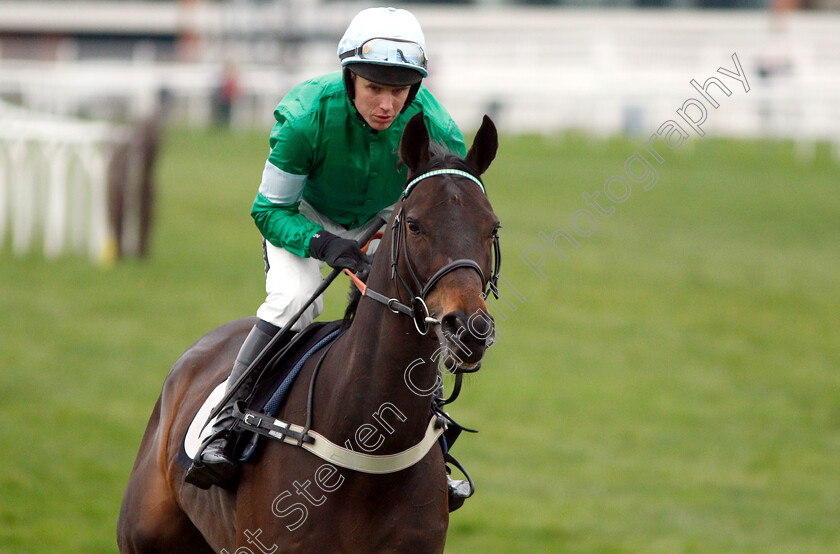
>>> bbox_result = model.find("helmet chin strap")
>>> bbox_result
[342,67,357,104]
[402,83,421,113]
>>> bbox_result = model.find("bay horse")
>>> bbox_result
[117,113,500,553]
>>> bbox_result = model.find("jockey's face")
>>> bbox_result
[352,74,410,131]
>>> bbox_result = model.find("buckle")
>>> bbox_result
[242,412,262,428]
[387,298,402,314]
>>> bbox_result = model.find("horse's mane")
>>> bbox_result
[342,265,368,326]
[342,141,481,326]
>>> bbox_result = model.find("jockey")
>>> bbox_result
[187,7,473,509]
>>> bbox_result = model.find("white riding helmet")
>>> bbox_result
[338,7,428,87]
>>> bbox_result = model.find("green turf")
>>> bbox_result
[1,127,838,553]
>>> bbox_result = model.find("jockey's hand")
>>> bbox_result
[309,230,370,273]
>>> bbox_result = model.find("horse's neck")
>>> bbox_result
[323,267,439,451]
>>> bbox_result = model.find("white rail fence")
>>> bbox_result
[0,100,154,262]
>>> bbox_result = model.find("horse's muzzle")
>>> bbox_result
[436,308,495,374]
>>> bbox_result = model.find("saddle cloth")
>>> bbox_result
[178,320,345,468]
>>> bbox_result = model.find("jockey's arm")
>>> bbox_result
[250,193,322,259]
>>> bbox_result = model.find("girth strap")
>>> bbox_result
[236,406,448,474]
[235,402,314,446]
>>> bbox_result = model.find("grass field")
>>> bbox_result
[1,126,838,553]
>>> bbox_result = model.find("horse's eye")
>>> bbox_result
[491,224,502,238]
[407,219,422,235]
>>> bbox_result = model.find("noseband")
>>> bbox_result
[349,168,501,335]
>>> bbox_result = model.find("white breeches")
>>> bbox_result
[255,201,391,330]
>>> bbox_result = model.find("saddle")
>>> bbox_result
[178,320,346,469]
[247,320,345,417]
[231,320,346,461]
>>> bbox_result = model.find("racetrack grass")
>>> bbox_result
[1,127,838,553]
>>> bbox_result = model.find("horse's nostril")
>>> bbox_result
[441,313,465,334]
[471,313,493,337]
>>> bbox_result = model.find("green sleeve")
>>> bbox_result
[443,117,467,157]
[252,104,323,257]
[425,112,467,158]
[251,193,323,258]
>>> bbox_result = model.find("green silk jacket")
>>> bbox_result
[251,71,466,257]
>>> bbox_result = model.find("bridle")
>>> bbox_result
[347,167,501,336]
[231,171,498,476]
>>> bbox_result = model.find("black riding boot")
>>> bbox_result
[185,320,279,490]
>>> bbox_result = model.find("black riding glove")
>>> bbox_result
[309,230,370,273]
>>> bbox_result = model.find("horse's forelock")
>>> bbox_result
[422,142,480,178]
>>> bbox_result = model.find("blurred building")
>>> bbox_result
[0,0,839,140]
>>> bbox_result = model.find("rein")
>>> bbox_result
[234,169,495,473]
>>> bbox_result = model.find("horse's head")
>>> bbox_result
[393,112,500,374]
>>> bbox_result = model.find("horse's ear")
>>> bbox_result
[399,112,431,173]
[465,115,498,176]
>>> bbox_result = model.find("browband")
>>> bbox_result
[403,169,485,198]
